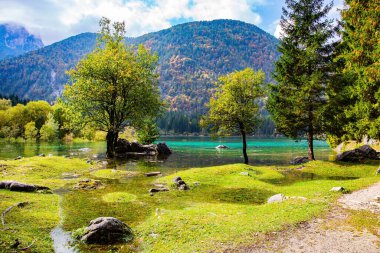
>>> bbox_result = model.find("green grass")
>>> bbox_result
[135,162,380,252]
[0,157,379,252]
[102,192,138,203]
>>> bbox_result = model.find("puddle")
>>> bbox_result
[51,226,78,253]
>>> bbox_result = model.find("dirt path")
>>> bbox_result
[226,182,380,253]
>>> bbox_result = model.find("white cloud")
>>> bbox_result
[0,0,267,45]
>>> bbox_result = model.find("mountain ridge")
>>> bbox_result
[0,23,44,60]
[0,19,279,112]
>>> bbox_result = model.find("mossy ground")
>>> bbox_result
[0,156,93,252]
[0,157,379,252]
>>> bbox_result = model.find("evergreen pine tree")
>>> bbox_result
[268,0,335,160]
[339,0,380,140]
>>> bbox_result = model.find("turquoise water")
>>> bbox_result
[0,137,333,166]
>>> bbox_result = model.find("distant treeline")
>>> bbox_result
[0,93,29,106]
[157,110,276,136]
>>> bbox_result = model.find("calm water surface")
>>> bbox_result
[0,136,334,166]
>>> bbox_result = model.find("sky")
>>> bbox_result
[0,0,344,45]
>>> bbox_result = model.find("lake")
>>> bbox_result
[0,136,334,167]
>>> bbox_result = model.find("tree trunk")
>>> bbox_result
[106,130,118,159]
[307,122,315,160]
[239,123,249,164]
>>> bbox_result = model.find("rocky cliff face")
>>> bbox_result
[0,23,44,60]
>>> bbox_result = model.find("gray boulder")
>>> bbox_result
[115,139,132,153]
[290,156,309,165]
[267,194,285,203]
[80,217,133,244]
[336,145,379,162]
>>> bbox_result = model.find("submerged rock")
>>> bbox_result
[290,156,309,165]
[336,145,379,162]
[144,172,161,177]
[267,194,285,203]
[80,217,133,244]
[156,142,172,155]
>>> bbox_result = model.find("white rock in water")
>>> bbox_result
[267,194,285,203]
[240,172,249,176]
[216,145,228,149]
[330,186,345,192]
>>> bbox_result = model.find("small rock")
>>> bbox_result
[173,176,182,183]
[179,184,189,190]
[149,188,169,193]
[330,186,345,192]
[144,172,161,177]
[216,145,228,149]
[48,153,53,157]
[14,156,22,160]
[80,217,133,244]
[240,172,249,176]
[267,194,285,203]
[377,167,380,174]
[38,153,46,157]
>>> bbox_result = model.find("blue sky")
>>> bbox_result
[0,0,343,45]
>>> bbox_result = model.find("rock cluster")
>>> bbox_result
[80,217,133,244]
[173,176,189,190]
[336,145,379,162]
[0,181,50,192]
[115,139,172,156]
[73,179,104,190]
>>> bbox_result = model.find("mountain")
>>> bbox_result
[0,23,44,60]
[0,19,279,111]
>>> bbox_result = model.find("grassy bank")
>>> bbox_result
[0,157,379,252]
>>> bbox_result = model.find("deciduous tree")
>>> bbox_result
[201,68,265,164]
[63,17,162,158]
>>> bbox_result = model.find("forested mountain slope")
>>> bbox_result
[0,20,279,133]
